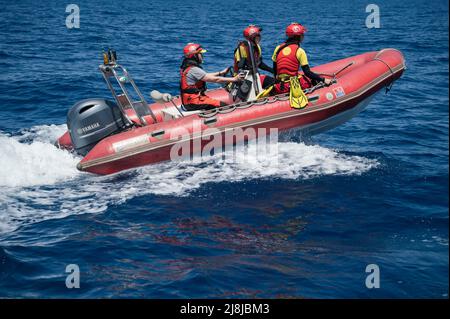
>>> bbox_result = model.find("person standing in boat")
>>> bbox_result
[271,22,332,94]
[180,43,244,111]
[233,25,275,89]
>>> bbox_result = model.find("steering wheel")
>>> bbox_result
[225,66,234,77]
[221,66,234,88]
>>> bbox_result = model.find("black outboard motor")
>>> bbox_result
[67,98,127,156]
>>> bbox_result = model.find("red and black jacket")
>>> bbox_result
[180,59,207,105]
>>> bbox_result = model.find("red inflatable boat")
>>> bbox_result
[56,48,405,175]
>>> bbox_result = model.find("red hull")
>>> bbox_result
[57,49,406,175]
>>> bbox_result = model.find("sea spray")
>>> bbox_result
[0,125,379,233]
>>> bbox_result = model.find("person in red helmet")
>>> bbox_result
[271,22,332,94]
[180,43,244,111]
[233,25,274,89]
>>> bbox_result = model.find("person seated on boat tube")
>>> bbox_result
[271,22,332,94]
[180,43,245,111]
[233,25,275,89]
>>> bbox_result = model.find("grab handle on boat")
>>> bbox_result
[151,129,165,138]
[204,117,217,126]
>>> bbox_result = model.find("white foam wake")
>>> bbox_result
[0,125,379,234]
[133,142,379,196]
[0,124,80,188]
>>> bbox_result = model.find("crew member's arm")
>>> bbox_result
[254,44,273,74]
[211,66,231,77]
[297,48,331,85]
[203,71,244,84]
[301,64,324,83]
[259,59,274,74]
[271,45,279,76]
[190,66,243,84]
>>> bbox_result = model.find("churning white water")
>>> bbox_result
[0,124,379,233]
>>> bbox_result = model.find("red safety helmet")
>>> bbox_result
[243,25,262,40]
[183,43,207,59]
[285,22,307,38]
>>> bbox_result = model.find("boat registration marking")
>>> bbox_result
[112,134,150,153]
[333,86,346,98]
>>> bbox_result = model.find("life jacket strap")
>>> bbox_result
[181,88,202,94]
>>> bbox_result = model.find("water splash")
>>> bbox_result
[0,125,79,188]
[0,125,379,233]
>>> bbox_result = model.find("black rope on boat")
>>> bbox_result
[385,82,394,94]
[198,86,313,119]
[373,57,395,95]
[373,57,394,75]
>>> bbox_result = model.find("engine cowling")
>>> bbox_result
[67,98,127,156]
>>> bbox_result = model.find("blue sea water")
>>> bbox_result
[0,0,448,298]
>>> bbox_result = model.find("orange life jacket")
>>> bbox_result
[274,42,300,78]
[180,64,207,105]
